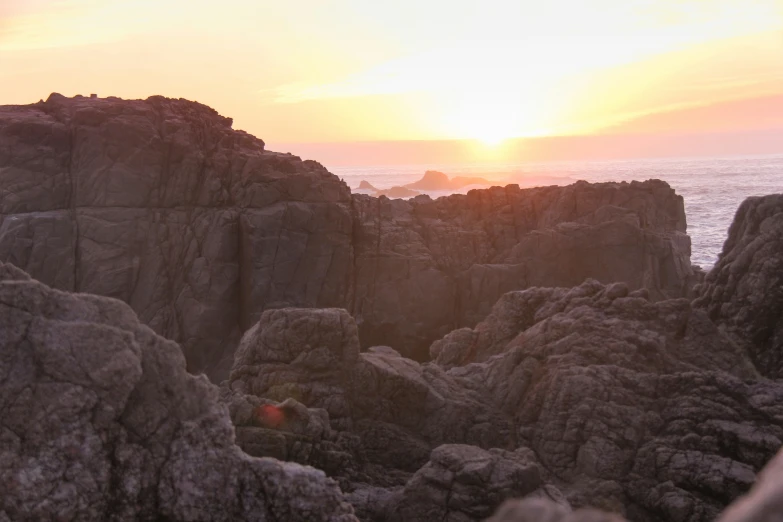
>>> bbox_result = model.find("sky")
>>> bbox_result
[1,0,782,164]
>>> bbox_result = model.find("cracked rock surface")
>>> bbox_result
[693,194,783,378]
[227,274,783,521]
[0,262,356,521]
[1,94,693,376]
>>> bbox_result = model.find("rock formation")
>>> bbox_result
[693,194,783,378]
[2,99,783,522]
[0,94,693,376]
[404,170,490,191]
[225,274,783,521]
[357,180,378,191]
[351,181,693,359]
[0,262,356,521]
[374,186,421,198]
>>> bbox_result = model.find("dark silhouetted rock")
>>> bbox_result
[404,170,490,191]
[357,180,377,191]
[375,186,421,198]
[225,277,783,521]
[693,194,783,378]
[716,447,783,522]
[0,263,356,521]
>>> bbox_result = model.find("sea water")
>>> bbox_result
[331,154,783,269]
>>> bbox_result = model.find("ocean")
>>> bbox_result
[331,154,782,269]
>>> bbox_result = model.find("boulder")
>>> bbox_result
[0,263,356,521]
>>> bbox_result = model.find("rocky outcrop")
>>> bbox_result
[0,94,355,380]
[404,170,490,191]
[225,279,783,521]
[0,263,356,521]
[352,181,692,359]
[357,180,377,191]
[693,194,783,378]
[0,94,693,375]
[375,186,421,198]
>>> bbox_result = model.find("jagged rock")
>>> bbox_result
[693,194,783,377]
[226,280,783,521]
[384,444,566,522]
[352,180,693,359]
[0,95,693,374]
[228,307,512,480]
[0,263,356,521]
[438,280,780,521]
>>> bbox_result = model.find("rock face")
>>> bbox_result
[374,186,421,198]
[226,278,783,522]
[693,194,783,378]
[0,94,355,380]
[0,263,356,521]
[352,181,692,359]
[0,94,693,375]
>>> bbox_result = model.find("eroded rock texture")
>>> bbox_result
[351,181,692,359]
[0,93,354,380]
[227,279,783,522]
[0,94,693,376]
[0,262,356,521]
[694,194,783,378]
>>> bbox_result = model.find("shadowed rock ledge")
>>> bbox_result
[0,94,693,379]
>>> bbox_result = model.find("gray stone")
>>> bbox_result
[693,194,783,378]
[0,262,356,521]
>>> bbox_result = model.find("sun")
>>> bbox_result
[476,132,509,147]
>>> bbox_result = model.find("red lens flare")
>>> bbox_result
[255,404,285,428]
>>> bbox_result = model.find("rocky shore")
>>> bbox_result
[1,95,782,521]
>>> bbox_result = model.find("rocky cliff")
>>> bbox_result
[693,194,783,378]
[0,94,692,379]
[6,258,783,521]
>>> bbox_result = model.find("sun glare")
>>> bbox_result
[477,133,508,147]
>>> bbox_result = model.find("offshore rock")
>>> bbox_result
[693,194,783,378]
[0,94,354,380]
[0,262,356,521]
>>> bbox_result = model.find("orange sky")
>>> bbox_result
[1,0,782,162]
